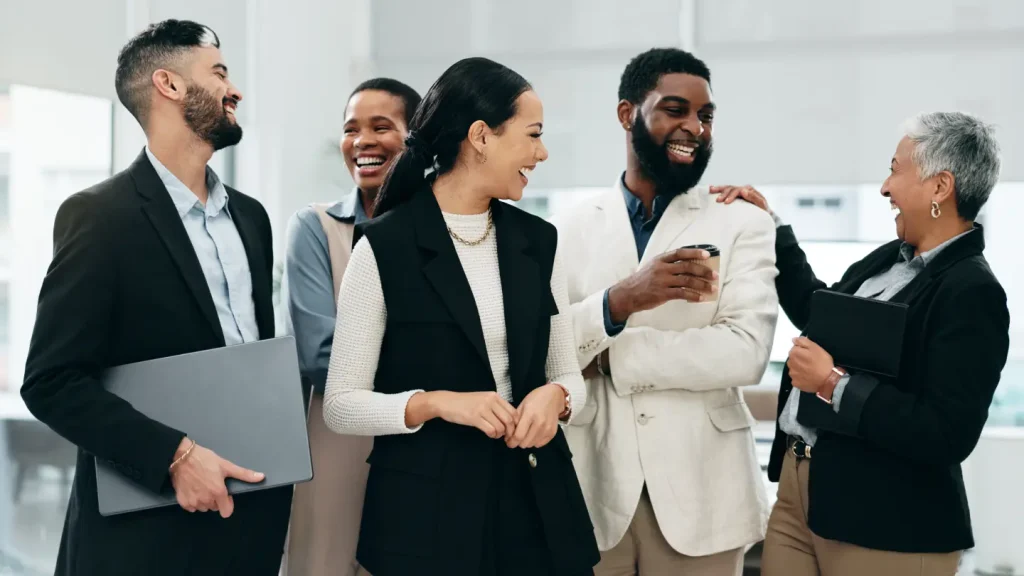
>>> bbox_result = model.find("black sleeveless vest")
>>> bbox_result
[352,190,598,576]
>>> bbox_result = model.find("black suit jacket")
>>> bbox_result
[768,223,1009,553]
[353,190,599,576]
[21,150,292,576]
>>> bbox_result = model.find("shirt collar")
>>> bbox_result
[145,146,229,219]
[618,173,674,223]
[325,188,370,224]
[899,228,976,266]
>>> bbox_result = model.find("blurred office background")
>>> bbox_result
[1,0,1022,573]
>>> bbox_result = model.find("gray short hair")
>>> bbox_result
[902,112,1001,220]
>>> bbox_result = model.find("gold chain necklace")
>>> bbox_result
[447,210,493,246]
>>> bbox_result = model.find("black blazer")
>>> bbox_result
[769,223,1009,553]
[21,150,292,576]
[353,190,599,576]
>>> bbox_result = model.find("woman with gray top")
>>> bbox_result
[281,78,420,576]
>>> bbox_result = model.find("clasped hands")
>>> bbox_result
[435,384,566,449]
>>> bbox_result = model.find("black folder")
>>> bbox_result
[796,290,908,431]
[804,289,908,378]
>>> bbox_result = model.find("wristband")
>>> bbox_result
[817,367,846,404]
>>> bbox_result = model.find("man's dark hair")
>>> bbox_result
[349,78,422,126]
[115,19,220,126]
[618,48,711,104]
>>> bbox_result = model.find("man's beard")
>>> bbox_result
[631,111,713,197]
[183,83,242,151]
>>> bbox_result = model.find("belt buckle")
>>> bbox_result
[791,439,812,460]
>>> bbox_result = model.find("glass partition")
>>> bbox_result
[0,84,112,574]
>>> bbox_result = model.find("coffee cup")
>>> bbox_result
[680,244,720,301]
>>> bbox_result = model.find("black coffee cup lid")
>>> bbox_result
[681,244,720,257]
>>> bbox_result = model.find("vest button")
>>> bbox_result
[528,453,538,468]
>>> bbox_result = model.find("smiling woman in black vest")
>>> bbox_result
[321,57,600,576]
[715,111,1008,576]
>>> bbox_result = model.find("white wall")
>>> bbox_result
[369,0,1024,191]
[372,0,688,191]
[239,0,372,255]
[698,0,1024,185]
[0,0,126,99]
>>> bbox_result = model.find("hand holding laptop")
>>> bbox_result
[168,437,265,518]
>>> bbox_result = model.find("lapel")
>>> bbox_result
[226,190,273,339]
[492,200,541,402]
[594,185,641,272]
[639,188,703,265]
[130,150,225,344]
[413,191,491,370]
[833,226,985,307]
[890,225,986,307]
[834,241,902,295]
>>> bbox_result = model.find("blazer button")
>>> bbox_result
[528,453,538,468]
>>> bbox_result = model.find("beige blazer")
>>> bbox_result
[284,204,371,576]
[552,185,778,557]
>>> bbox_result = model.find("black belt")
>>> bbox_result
[788,436,812,460]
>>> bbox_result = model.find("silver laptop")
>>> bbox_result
[95,336,313,516]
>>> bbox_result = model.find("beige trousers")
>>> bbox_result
[594,487,744,576]
[283,392,372,576]
[762,450,962,576]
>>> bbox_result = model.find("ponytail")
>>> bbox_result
[372,57,531,218]
[372,132,432,217]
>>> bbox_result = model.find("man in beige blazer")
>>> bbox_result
[553,48,778,576]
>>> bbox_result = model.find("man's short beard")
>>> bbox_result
[631,110,713,197]
[182,82,242,151]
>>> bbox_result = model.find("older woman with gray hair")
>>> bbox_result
[714,111,1008,576]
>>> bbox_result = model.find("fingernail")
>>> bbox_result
[701,251,710,259]
[711,271,719,280]
[254,472,264,479]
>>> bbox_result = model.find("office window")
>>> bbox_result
[0,84,112,573]
[514,187,605,220]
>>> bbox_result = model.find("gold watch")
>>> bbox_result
[553,382,572,422]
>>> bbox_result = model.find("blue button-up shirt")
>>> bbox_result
[145,147,258,346]
[602,175,682,335]
[282,190,369,392]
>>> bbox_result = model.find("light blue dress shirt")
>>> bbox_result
[145,147,258,346]
[778,221,975,446]
[282,190,369,392]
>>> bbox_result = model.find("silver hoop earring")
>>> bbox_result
[931,201,941,219]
